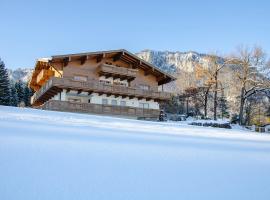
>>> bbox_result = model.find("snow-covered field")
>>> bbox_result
[1,106,270,200]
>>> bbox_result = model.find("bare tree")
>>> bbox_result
[205,55,227,120]
[194,64,214,118]
[229,46,270,125]
[196,55,229,120]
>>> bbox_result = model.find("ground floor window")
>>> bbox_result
[139,103,149,109]
[102,98,108,105]
[120,101,126,106]
[68,98,81,103]
[111,99,118,106]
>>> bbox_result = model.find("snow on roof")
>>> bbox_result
[37,57,51,62]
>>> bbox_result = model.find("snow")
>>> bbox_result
[1,106,270,200]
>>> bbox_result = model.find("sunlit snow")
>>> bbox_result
[1,106,270,200]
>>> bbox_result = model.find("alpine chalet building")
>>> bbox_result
[29,49,175,119]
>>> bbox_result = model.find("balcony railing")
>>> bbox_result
[98,63,137,80]
[31,77,172,105]
[41,100,160,119]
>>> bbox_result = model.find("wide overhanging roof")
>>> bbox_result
[29,58,51,90]
[51,49,176,85]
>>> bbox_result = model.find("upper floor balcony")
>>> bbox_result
[98,63,138,81]
[31,77,172,106]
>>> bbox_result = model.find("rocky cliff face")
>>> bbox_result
[8,68,33,83]
[136,50,211,73]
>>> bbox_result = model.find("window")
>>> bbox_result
[102,99,108,105]
[120,101,126,106]
[139,84,150,91]
[114,81,127,87]
[111,99,117,106]
[99,79,111,85]
[68,98,81,103]
[88,98,91,103]
[74,76,87,82]
[139,103,149,109]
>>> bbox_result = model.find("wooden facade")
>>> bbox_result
[29,49,176,119]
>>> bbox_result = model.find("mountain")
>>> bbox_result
[136,50,211,73]
[8,68,33,83]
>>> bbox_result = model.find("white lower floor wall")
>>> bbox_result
[51,89,160,110]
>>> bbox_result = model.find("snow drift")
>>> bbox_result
[0,106,270,200]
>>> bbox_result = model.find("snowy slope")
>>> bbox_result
[1,106,270,200]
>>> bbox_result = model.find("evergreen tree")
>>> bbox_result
[15,80,24,104]
[23,85,33,107]
[218,95,229,119]
[0,59,10,105]
[10,84,18,106]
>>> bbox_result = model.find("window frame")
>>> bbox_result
[102,98,108,105]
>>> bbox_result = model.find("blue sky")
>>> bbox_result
[1,0,270,69]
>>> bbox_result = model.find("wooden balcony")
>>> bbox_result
[40,100,160,119]
[36,69,55,85]
[98,63,138,81]
[31,77,172,106]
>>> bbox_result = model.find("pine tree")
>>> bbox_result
[10,84,18,106]
[0,59,10,105]
[218,95,229,119]
[23,85,33,107]
[15,80,25,105]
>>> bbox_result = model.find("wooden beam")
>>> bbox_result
[96,53,105,63]
[119,56,134,65]
[145,67,156,76]
[132,61,140,69]
[144,69,152,76]
[80,56,87,65]
[105,74,111,79]
[63,57,70,67]
[157,74,167,82]
[112,74,120,80]
[105,93,112,97]
[113,52,123,62]
[127,77,135,82]
[119,76,126,81]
